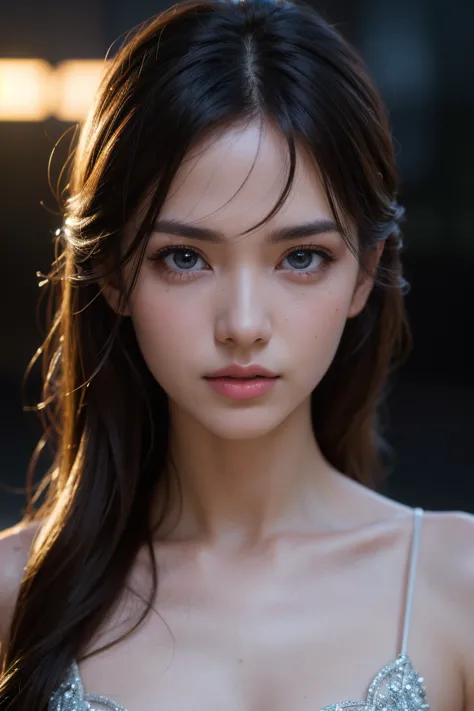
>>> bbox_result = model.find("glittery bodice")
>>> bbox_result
[48,652,430,711]
[48,508,431,711]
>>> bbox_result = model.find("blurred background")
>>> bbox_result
[0,0,473,530]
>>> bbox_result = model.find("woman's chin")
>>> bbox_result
[192,408,290,441]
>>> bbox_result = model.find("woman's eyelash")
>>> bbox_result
[149,245,206,262]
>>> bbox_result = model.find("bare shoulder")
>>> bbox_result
[421,509,474,582]
[0,518,43,569]
[421,509,474,700]
[0,520,44,648]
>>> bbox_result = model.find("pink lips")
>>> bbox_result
[203,364,280,400]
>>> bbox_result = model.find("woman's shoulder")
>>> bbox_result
[0,519,44,652]
[420,508,474,576]
[0,518,43,570]
[419,509,474,701]
[412,508,474,610]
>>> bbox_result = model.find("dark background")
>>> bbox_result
[1,0,473,530]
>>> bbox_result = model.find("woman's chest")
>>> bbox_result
[75,545,461,711]
[75,615,457,711]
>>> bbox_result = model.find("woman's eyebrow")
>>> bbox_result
[151,217,340,244]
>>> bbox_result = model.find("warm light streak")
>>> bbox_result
[0,59,109,122]
[0,59,54,121]
[55,60,107,122]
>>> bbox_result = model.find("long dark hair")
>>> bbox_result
[0,0,410,706]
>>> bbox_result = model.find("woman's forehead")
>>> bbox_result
[159,120,333,233]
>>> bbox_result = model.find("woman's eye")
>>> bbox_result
[281,248,327,271]
[161,247,206,271]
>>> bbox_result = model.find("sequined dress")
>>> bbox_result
[48,507,431,711]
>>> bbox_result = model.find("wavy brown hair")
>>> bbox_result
[0,0,410,707]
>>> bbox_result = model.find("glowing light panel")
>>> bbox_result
[0,59,54,121]
[55,60,107,122]
[0,59,109,122]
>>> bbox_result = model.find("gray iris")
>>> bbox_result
[287,250,312,269]
[174,249,198,269]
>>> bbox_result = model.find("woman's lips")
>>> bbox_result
[205,364,279,379]
[204,376,280,400]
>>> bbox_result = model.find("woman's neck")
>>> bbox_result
[151,398,343,549]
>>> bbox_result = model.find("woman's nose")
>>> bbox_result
[214,268,272,348]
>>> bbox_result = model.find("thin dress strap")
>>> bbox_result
[400,506,424,656]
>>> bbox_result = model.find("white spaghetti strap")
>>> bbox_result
[400,506,424,656]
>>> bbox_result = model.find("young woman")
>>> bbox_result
[0,0,473,708]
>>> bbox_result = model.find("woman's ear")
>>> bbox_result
[347,241,384,319]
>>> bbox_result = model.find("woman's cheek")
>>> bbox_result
[288,294,352,371]
[129,284,208,377]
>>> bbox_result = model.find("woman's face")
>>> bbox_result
[120,120,378,439]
